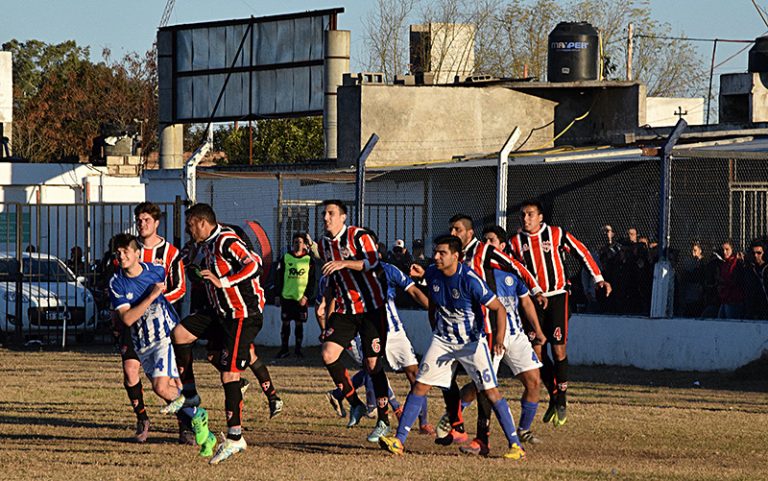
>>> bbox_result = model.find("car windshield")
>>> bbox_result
[0,257,75,283]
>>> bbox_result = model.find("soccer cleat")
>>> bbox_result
[347,404,367,428]
[269,397,284,419]
[435,429,468,446]
[160,394,186,415]
[378,435,404,455]
[366,420,391,443]
[542,402,557,424]
[178,429,196,446]
[502,442,526,461]
[209,435,247,465]
[459,438,490,457]
[294,349,304,358]
[191,408,210,445]
[326,391,346,418]
[240,378,251,397]
[435,413,451,438]
[276,349,290,359]
[517,428,542,444]
[134,419,150,443]
[419,424,436,436]
[199,432,217,457]
[553,405,567,427]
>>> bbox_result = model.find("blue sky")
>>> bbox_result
[2,0,765,75]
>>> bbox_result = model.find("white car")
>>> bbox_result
[0,252,95,338]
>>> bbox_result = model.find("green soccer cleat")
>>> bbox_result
[503,442,526,461]
[190,408,210,445]
[378,435,404,455]
[553,406,567,427]
[542,402,557,424]
[199,432,216,457]
[209,436,247,464]
[366,420,391,443]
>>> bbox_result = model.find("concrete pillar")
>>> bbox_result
[159,123,184,169]
[324,30,350,160]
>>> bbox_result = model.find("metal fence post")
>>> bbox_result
[14,205,23,344]
[355,134,379,227]
[173,195,183,248]
[497,128,520,229]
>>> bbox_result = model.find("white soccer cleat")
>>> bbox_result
[209,435,247,465]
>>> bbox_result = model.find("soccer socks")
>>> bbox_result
[395,393,425,445]
[554,357,569,407]
[331,369,366,401]
[364,373,376,410]
[325,359,363,406]
[369,368,391,424]
[173,342,198,397]
[294,323,304,351]
[249,358,278,401]
[223,380,243,441]
[125,381,148,421]
[280,322,291,351]
[519,400,538,432]
[442,381,465,431]
[418,396,429,426]
[491,398,521,447]
[540,349,557,401]
[476,391,493,445]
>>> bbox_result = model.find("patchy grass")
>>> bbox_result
[1,345,766,481]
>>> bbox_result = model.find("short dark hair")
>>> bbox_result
[520,200,544,215]
[322,199,347,215]
[112,233,140,251]
[434,234,462,254]
[185,203,217,224]
[482,225,507,242]
[292,232,310,244]
[449,213,473,230]
[134,202,163,221]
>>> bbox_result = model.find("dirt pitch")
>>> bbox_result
[1,345,766,481]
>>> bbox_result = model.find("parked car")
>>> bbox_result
[0,252,95,337]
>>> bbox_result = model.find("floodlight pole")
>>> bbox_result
[355,133,379,227]
[496,127,520,229]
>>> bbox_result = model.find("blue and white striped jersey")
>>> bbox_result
[381,262,414,333]
[109,262,179,352]
[425,263,496,345]
[493,269,529,336]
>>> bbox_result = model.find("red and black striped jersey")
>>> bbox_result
[463,238,543,296]
[508,223,603,297]
[318,224,387,315]
[200,224,265,319]
[138,237,186,305]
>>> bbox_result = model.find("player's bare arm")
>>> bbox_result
[487,297,507,356]
[322,259,365,275]
[519,294,546,346]
[405,284,429,309]
[117,282,165,326]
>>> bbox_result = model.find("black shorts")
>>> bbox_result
[528,292,570,345]
[181,310,263,372]
[324,307,387,359]
[281,299,308,323]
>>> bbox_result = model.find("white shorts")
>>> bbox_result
[138,340,179,380]
[346,335,364,367]
[385,329,418,371]
[492,332,543,376]
[416,335,497,391]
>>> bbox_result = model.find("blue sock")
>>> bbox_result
[418,396,429,425]
[492,398,521,447]
[388,383,401,410]
[364,373,376,409]
[180,406,197,419]
[519,400,538,431]
[351,369,366,389]
[395,393,425,444]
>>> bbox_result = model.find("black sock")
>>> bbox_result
[476,391,493,445]
[280,322,290,350]
[554,356,569,407]
[249,358,277,400]
[223,380,243,440]
[126,382,148,421]
[369,366,390,424]
[173,342,197,396]
[540,348,557,402]
[294,323,303,351]
[325,359,363,406]
[442,379,464,431]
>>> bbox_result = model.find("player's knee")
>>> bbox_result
[482,387,501,403]
[320,345,340,365]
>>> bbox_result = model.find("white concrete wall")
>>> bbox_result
[646,97,704,127]
[254,307,768,372]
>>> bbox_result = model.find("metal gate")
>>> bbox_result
[0,198,184,347]
[729,184,768,249]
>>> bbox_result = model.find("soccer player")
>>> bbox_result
[458,225,546,455]
[316,199,393,440]
[378,235,526,460]
[109,233,212,453]
[117,202,188,444]
[274,232,316,358]
[508,200,611,426]
[168,203,279,464]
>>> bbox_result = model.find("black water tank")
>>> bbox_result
[547,22,599,82]
[748,36,768,72]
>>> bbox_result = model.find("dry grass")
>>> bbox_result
[1,345,767,481]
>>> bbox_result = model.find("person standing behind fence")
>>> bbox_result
[678,242,706,317]
[508,200,611,428]
[717,240,746,319]
[274,232,316,359]
[745,240,768,319]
